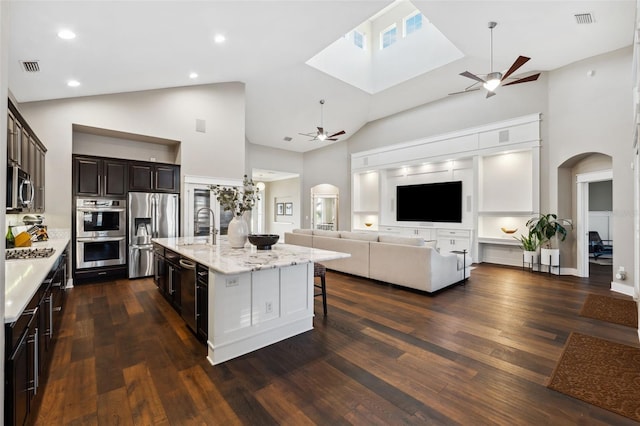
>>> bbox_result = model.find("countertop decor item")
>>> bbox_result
[209,175,259,217]
[248,234,280,250]
[210,175,259,248]
[364,222,373,227]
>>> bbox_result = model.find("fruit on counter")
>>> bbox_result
[15,232,32,247]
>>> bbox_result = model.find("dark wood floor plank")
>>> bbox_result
[32,263,640,425]
[96,387,134,426]
[122,362,170,425]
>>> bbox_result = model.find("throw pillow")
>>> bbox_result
[378,234,426,247]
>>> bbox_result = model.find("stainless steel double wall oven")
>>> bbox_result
[75,198,127,270]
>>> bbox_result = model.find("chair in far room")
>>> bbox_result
[588,231,613,259]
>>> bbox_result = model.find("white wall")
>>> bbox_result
[303,142,351,230]
[73,131,178,164]
[18,83,246,229]
[268,177,300,239]
[548,47,633,289]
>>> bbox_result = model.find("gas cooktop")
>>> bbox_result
[5,247,56,260]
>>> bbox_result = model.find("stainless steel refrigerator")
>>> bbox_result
[128,192,179,278]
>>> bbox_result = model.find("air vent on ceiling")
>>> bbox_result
[283,136,293,142]
[574,13,594,24]
[21,60,40,72]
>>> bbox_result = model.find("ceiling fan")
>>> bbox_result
[298,99,345,142]
[450,21,541,98]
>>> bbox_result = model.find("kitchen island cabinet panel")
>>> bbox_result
[152,237,349,365]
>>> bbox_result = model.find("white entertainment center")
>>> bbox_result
[351,113,541,266]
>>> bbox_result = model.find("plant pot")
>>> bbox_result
[523,250,538,264]
[227,216,249,248]
[540,248,560,266]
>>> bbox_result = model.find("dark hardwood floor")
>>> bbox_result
[33,263,638,425]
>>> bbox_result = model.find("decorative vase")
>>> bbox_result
[227,215,249,248]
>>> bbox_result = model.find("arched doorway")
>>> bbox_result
[557,153,613,278]
[310,184,339,231]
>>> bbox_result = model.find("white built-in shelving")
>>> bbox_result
[351,113,542,264]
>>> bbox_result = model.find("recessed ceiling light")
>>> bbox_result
[67,80,80,87]
[58,29,76,40]
[214,34,226,44]
[189,72,198,79]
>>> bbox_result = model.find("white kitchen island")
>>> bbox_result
[151,237,349,365]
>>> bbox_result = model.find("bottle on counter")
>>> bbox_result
[6,225,15,249]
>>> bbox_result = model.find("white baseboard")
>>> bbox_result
[611,281,634,297]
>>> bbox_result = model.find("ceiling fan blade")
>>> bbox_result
[326,138,339,141]
[448,88,481,96]
[298,132,316,137]
[328,130,345,138]
[317,127,324,134]
[501,56,531,81]
[502,73,541,86]
[460,71,486,84]
[486,90,496,99]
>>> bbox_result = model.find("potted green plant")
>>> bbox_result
[514,232,539,265]
[526,213,573,267]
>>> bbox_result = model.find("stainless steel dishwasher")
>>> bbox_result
[179,258,197,333]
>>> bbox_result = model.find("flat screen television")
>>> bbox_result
[396,181,462,223]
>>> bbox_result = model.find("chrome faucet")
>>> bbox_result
[195,207,217,245]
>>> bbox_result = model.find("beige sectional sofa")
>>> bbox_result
[284,229,471,293]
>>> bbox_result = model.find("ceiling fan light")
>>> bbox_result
[483,72,502,91]
[317,132,327,141]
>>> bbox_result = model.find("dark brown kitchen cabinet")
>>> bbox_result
[7,99,47,213]
[5,285,43,426]
[164,249,182,312]
[196,263,208,341]
[153,243,167,294]
[5,245,68,426]
[129,162,180,193]
[72,155,127,197]
[7,110,22,167]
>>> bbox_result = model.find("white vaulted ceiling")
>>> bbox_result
[7,1,636,153]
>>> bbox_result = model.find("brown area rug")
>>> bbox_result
[548,332,640,422]
[579,294,637,328]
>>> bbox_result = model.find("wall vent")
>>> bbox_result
[574,13,594,24]
[21,60,40,72]
[498,129,510,143]
[283,136,292,142]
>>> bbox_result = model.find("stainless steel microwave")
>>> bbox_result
[6,166,34,212]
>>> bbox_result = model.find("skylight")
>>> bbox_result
[305,1,463,94]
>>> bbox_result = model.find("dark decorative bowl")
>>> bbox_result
[248,234,280,250]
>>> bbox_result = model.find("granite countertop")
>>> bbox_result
[152,237,350,275]
[5,237,70,323]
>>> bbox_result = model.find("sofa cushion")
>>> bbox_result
[313,235,370,277]
[284,232,313,247]
[378,234,426,247]
[292,228,313,235]
[313,229,340,238]
[340,231,379,242]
